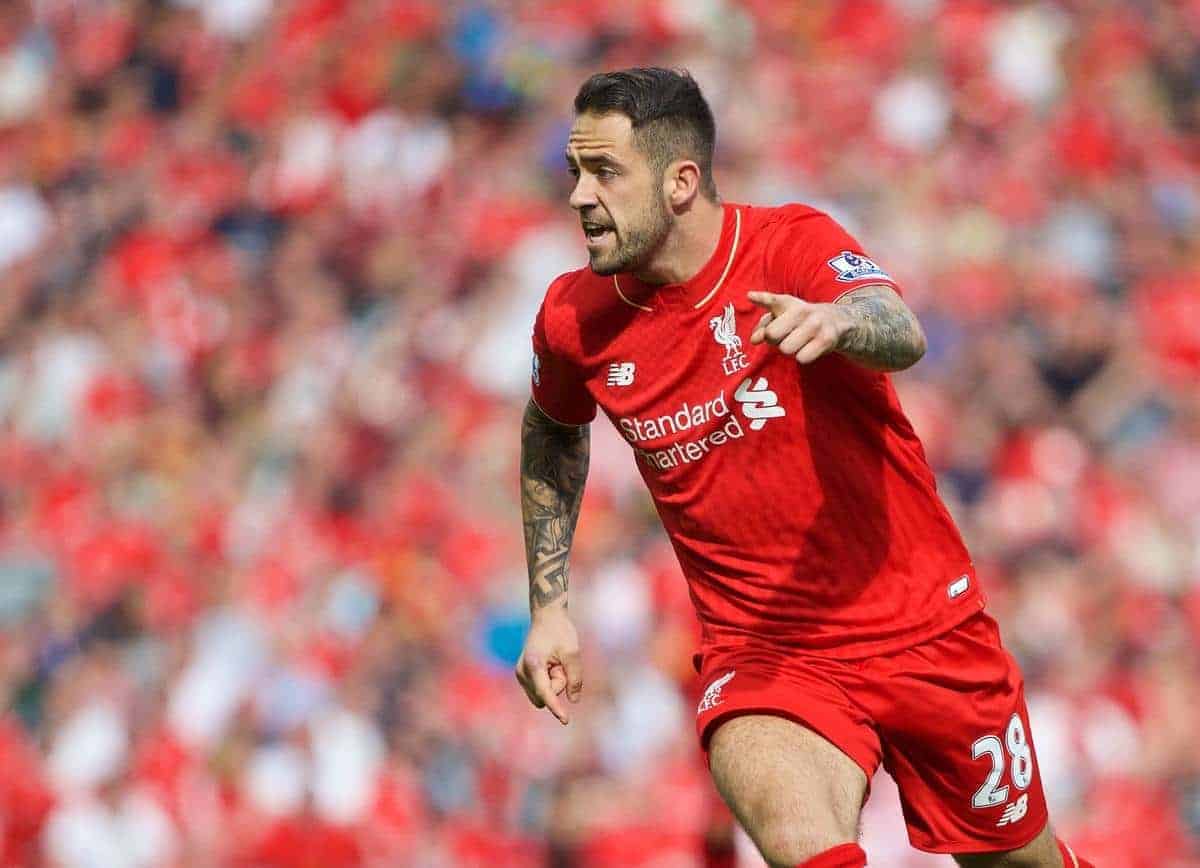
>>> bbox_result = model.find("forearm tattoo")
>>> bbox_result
[520,400,590,611]
[836,286,927,371]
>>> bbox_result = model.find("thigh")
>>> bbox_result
[708,714,868,866]
[695,648,882,784]
[863,613,1052,855]
[695,648,878,865]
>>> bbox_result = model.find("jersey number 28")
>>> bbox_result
[970,713,1034,809]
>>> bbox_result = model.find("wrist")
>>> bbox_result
[531,599,569,621]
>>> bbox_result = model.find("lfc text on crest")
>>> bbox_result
[709,302,749,375]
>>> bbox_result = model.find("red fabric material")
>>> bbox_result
[762,204,904,304]
[532,202,983,659]
[796,842,867,868]
[697,612,1050,854]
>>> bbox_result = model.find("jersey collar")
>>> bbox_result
[614,203,742,313]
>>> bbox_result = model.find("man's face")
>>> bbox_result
[566,111,672,276]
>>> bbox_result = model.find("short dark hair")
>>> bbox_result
[574,67,718,201]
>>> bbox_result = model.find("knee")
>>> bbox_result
[954,824,1062,868]
[745,805,853,866]
[955,854,1052,868]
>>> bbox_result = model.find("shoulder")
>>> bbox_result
[535,266,602,357]
[539,267,591,329]
[542,266,591,309]
[740,202,850,263]
[747,202,848,276]
[754,202,871,265]
[755,202,846,242]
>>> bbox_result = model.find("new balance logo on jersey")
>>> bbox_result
[996,794,1029,827]
[607,362,636,387]
[734,377,786,430]
[709,303,748,375]
[697,671,735,715]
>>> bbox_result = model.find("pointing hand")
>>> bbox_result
[748,291,854,365]
[515,607,583,725]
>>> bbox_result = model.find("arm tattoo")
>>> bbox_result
[835,285,927,371]
[520,400,590,612]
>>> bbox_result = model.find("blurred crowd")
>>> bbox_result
[0,0,1198,865]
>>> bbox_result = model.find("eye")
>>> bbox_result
[597,167,616,179]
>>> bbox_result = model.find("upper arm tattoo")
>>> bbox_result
[835,285,927,371]
[520,401,590,611]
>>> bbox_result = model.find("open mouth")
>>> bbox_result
[583,223,614,244]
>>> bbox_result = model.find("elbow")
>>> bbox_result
[882,328,926,373]
[910,328,928,367]
[899,317,928,371]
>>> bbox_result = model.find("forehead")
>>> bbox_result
[567,111,636,159]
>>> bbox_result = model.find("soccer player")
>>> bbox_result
[516,68,1093,868]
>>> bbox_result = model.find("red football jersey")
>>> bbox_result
[531,203,984,659]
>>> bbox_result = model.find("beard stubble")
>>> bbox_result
[589,194,672,277]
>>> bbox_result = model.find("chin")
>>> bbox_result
[589,247,644,277]
[587,254,623,276]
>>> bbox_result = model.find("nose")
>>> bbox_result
[569,174,597,212]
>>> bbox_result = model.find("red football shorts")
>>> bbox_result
[694,612,1049,854]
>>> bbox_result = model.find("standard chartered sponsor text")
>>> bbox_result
[618,390,746,472]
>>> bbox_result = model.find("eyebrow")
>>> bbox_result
[564,152,621,167]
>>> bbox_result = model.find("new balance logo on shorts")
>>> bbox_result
[607,362,635,386]
[997,793,1029,827]
[698,671,735,714]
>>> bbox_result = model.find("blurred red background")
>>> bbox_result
[1,1,1199,866]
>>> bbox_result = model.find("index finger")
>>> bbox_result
[532,664,570,725]
[747,291,799,314]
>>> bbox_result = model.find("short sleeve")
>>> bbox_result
[530,297,596,426]
[766,207,903,304]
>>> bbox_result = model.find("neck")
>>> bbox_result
[632,197,726,285]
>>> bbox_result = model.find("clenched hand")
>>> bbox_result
[514,606,583,725]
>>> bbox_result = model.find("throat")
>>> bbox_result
[633,203,726,286]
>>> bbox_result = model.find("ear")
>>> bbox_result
[664,159,702,210]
